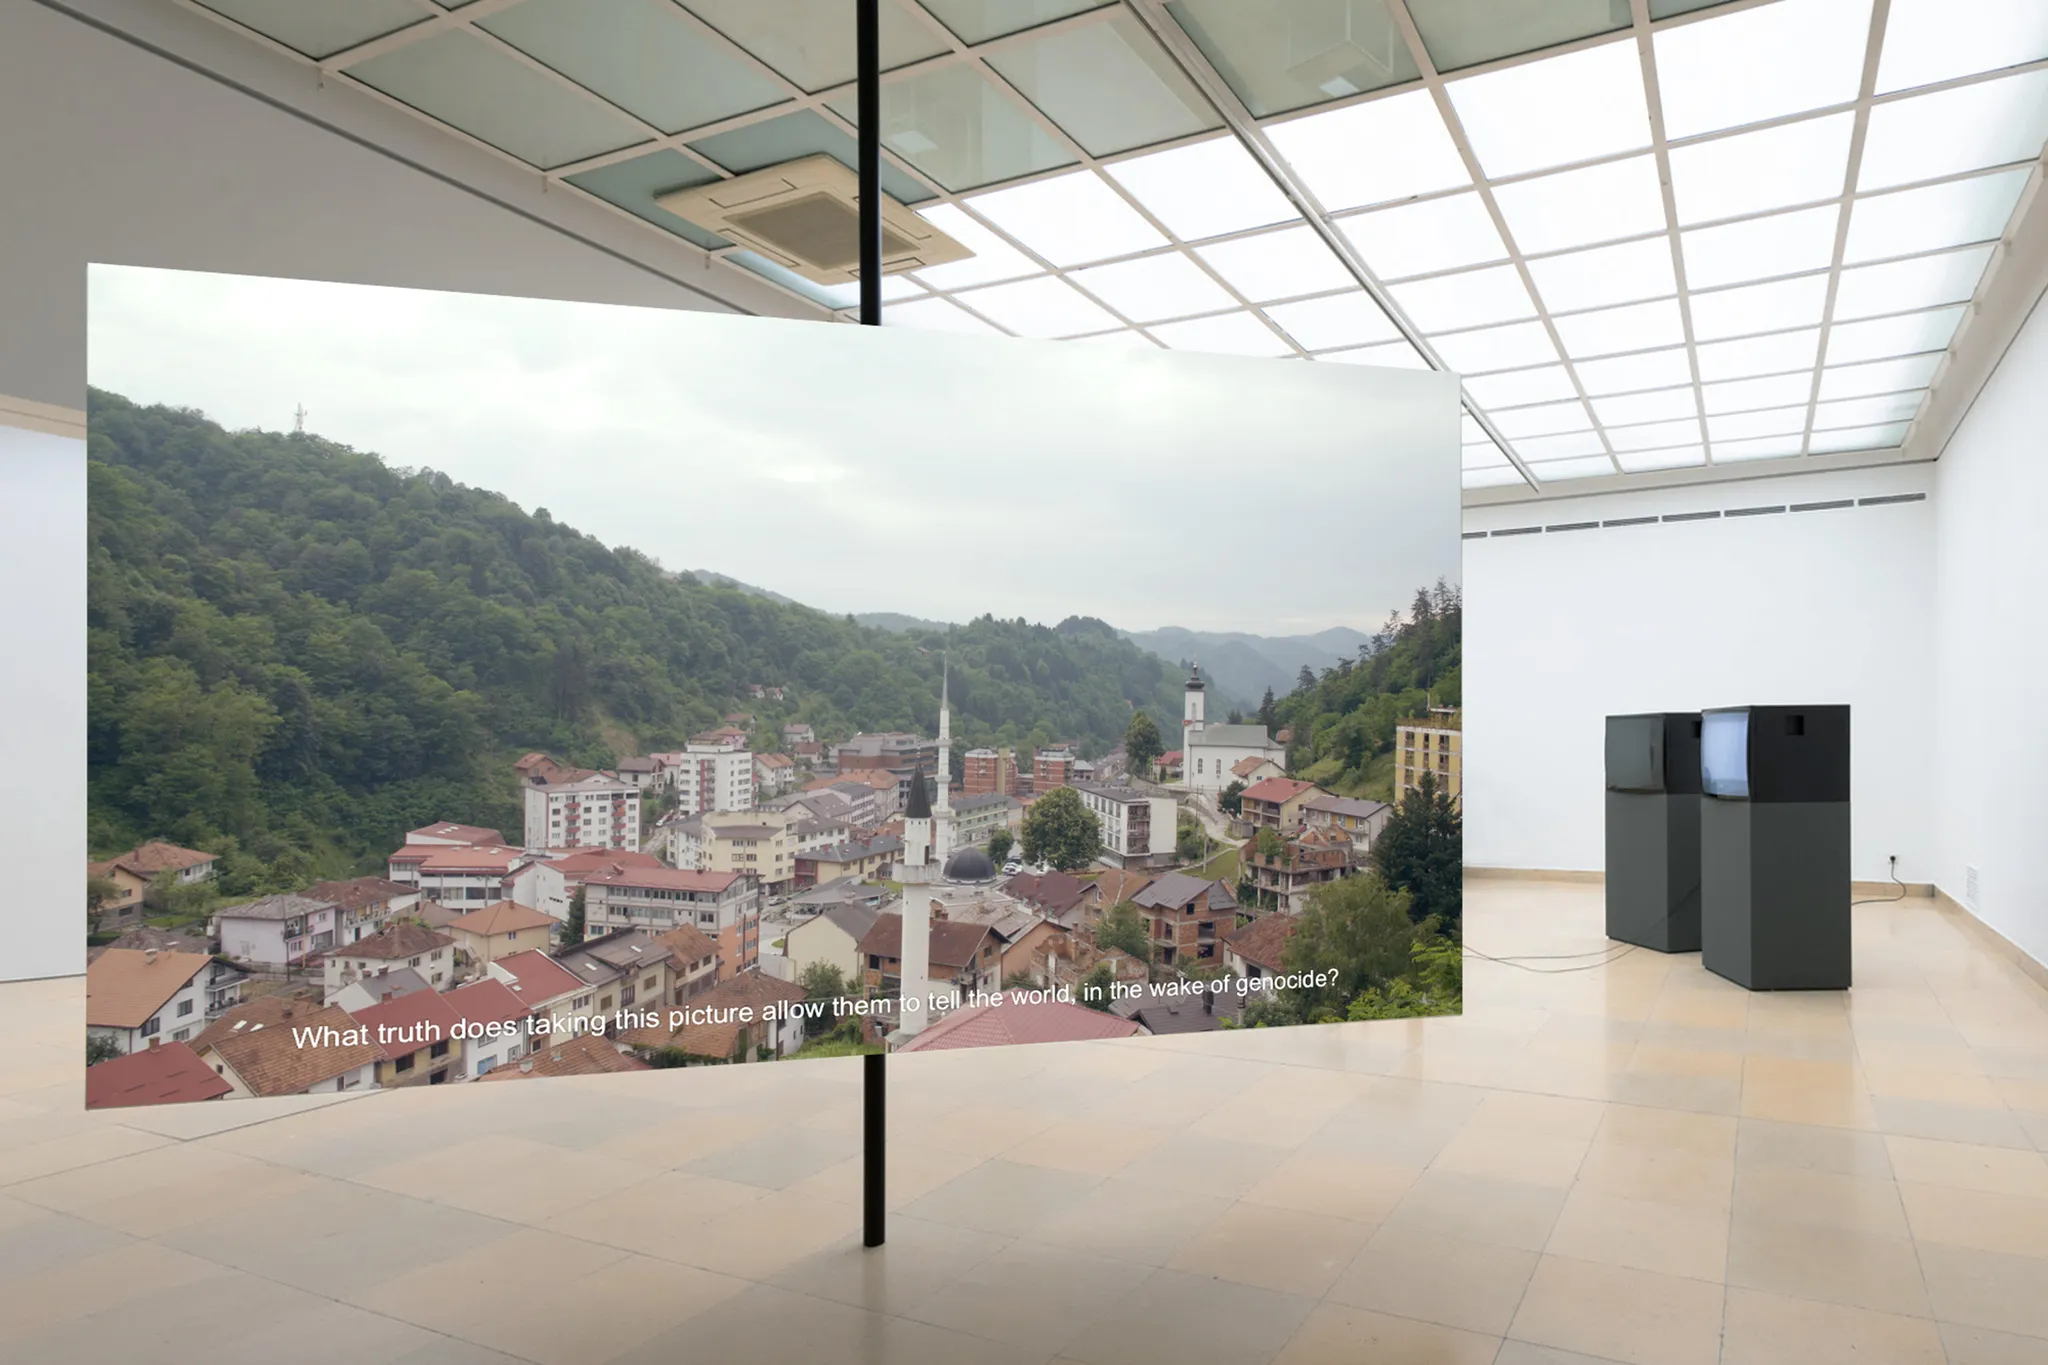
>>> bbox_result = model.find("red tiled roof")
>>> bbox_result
[1240,777,1319,806]
[856,914,992,971]
[86,950,213,1029]
[413,845,529,873]
[542,849,665,878]
[97,841,216,877]
[203,1003,380,1097]
[338,923,454,961]
[622,971,807,1056]
[406,822,505,846]
[1004,871,1098,915]
[491,950,585,1005]
[302,877,414,911]
[1224,914,1297,972]
[85,1042,233,1108]
[583,867,742,893]
[447,901,557,936]
[348,989,463,1060]
[444,978,530,1029]
[481,1034,649,1080]
[898,991,1141,1052]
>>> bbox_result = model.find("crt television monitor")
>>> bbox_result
[1700,709,1750,799]
[1605,715,1665,793]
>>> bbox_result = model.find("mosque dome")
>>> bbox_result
[942,846,998,883]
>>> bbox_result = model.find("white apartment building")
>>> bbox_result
[581,867,756,939]
[521,768,642,851]
[666,744,756,817]
[951,791,1020,847]
[405,844,539,907]
[1075,784,1178,868]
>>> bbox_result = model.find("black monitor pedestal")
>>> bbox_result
[1605,713,1701,953]
[1700,705,1852,991]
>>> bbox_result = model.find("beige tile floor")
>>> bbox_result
[6,879,2048,1364]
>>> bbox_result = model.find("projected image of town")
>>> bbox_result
[81,265,1463,1107]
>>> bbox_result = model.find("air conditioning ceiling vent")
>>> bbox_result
[656,155,969,286]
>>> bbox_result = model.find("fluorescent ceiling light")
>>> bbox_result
[1463,366,1579,409]
[1654,0,1874,139]
[1491,400,1593,439]
[1876,0,2048,94]
[1809,422,1910,453]
[1593,387,1698,427]
[1513,432,1608,461]
[1336,193,1508,281]
[1432,321,1559,374]
[1688,274,1830,342]
[1712,435,1804,462]
[1263,292,1401,350]
[1819,351,1943,399]
[1390,264,1536,332]
[1616,446,1707,472]
[1825,306,1966,366]
[1701,371,1818,414]
[1843,168,2030,264]
[1147,311,1293,357]
[1708,406,1810,441]
[1321,339,1433,370]
[1266,89,1471,213]
[1492,156,1668,256]
[964,170,1168,267]
[954,276,1124,338]
[1552,298,1686,358]
[1463,466,1529,488]
[1859,71,2048,192]
[1667,113,1854,225]
[1696,328,1822,382]
[1102,137,1299,242]
[1527,238,1676,313]
[1068,253,1237,323]
[1607,418,1704,453]
[1832,244,1995,319]
[1574,347,1694,395]
[1194,225,1355,302]
[911,204,1042,289]
[884,296,1004,334]
[1681,205,1842,289]
[1814,391,1925,429]
[1529,455,1619,481]
[1446,41,1651,179]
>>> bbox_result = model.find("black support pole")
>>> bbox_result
[856,0,886,1253]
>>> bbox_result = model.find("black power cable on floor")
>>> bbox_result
[1463,943,1641,974]
[1851,862,1911,908]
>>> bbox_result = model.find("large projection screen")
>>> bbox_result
[81,263,1462,1107]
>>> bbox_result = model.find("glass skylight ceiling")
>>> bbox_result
[184,0,2048,497]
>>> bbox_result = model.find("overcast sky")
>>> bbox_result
[87,264,1461,635]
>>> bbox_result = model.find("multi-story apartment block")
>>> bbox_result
[1395,709,1462,808]
[1131,873,1241,968]
[701,810,797,894]
[1074,785,1175,867]
[1245,824,1357,915]
[951,791,1020,848]
[663,743,757,816]
[581,868,759,976]
[1238,777,1326,835]
[1034,747,1077,791]
[395,844,539,907]
[522,768,642,851]
[963,746,1017,796]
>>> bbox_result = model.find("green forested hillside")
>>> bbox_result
[1267,580,1462,801]
[85,391,1184,893]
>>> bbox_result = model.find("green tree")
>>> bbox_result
[1371,770,1462,934]
[1295,665,1317,694]
[1175,817,1206,865]
[1219,780,1246,816]
[1258,686,1277,731]
[1020,785,1101,871]
[86,872,121,935]
[86,1034,123,1066]
[1279,873,1429,1021]
[986,828,1014,865]
[1123,710,1164,778]
[1078,961,1118,1011]
[797,960,848,1037]
[1094,900,1151,962]
[564,887,587,944]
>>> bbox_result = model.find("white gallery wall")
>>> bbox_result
[1462,462,1938,885]
[1932,294,2048,967]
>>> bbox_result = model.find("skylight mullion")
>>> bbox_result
[1804,0,1894,456]
[1381,0,1620,483]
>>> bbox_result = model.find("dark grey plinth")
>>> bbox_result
[1606,791,1701,952]
[1604,713,1702,953]
[1699,704,1852,991]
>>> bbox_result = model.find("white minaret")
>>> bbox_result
[934,653,954,863]
[1184,660,1207,736]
